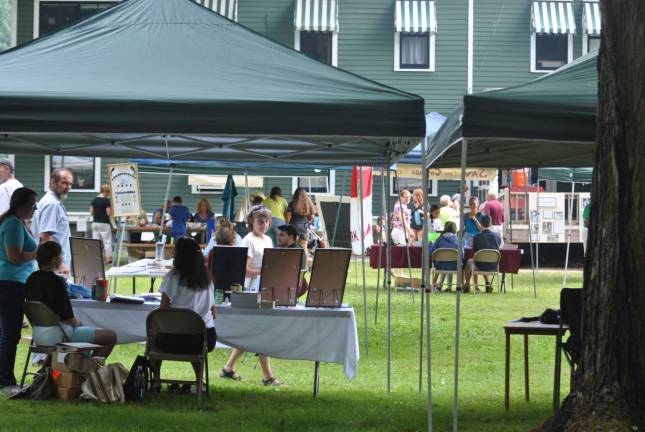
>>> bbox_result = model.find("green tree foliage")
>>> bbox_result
[0,0,10,52]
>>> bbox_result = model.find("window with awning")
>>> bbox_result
[582,1,601,36]
[582,0,601,54]
[530,1,575,73]
[394,1,437,72]
[194,0,238,21]
[293,0,339,32]
[293,0,339,66]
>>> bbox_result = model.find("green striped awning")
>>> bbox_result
[194,0,237,21]
[583,1,601,36]
[531,1,576,34]
[294,0,339,32]
[395,1,437,33]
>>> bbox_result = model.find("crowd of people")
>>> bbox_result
[0,162,323,395]
[385,187,505,293]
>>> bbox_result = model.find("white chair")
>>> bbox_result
[472,249,501,292]
[431,248,459,291]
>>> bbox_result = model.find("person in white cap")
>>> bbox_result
[0,160,23,215]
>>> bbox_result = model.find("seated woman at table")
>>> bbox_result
[25,241,116,358]
[153,237,217,393]
[220,205,281,386]
[429,221,459,293]
[203,217,242,257]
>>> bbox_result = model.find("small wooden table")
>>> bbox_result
[504,321,569,412]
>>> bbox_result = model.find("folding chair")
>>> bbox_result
[560,288,582,391]
[472,249,501,292]
[431,248,459,291]
[145,308,209,402]
[20,301,70,387]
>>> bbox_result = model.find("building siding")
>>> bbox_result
[11,0,594,217]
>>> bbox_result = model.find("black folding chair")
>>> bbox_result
[559,288,582,390]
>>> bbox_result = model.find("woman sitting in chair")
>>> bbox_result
[154,237,217,394]
[25,241,116,358]
[429,221,459,293]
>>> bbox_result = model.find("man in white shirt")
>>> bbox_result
[0,160,23,214]
[31,168,74,274]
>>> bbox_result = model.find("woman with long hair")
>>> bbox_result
[90,184,113,263]
[0,187,38,395]
[193,198,214,224]
[154,237,217,394]
[409,188,425,242]
[285,187,316,235]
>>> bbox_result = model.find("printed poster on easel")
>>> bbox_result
[108,163,142,217]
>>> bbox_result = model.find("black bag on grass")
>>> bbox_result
[124,355,150,402]
[10,366,56,401]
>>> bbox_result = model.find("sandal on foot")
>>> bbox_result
[219,368,242,381]
[262,377,282,386]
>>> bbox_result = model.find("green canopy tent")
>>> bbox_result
[423,53,598,432]
[0,0,424,164]
[538,167,594,183]
[0,0,426,399]
[427,53,597,169]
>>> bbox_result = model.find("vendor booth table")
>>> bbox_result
[72,299,359,397]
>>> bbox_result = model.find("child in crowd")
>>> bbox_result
[26,241,116,358]
[220,205,280,386]
[154,237,217,394]
[168,195,192,241]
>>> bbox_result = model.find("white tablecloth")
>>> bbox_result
[71,300,359,380]
[105,259,173,279]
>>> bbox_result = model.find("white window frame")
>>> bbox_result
[33,0,120,39]
[294,30,338,67]
[390,178,438,197]
[44,156,101,193]
[10,0,17,47]
[582,34,601,55]
[530,32,574,73]
[394,32,436,72]
[291,170,336,196]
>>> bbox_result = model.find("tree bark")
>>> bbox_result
[535,0,645,431]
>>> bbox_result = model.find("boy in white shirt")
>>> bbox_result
[220,205,281,386]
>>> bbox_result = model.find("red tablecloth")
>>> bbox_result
[369,245,522,274]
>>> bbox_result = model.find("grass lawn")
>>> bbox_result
[1,265,582,432]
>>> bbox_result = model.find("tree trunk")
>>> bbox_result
[535,1,645,431]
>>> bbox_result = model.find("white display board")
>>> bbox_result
[108,163,142,217]
[529,192,566,243]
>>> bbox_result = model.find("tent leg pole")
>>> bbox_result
[112,217,125,293]
[563,181,575,286]
[420,137,430,401]
[453,138,468,432]
[331,170,346,247]
[375,167,387,325]
[536,181,540,272]
[358,167,369,357]
[158,166,174,240]
[393,169,415,304]
[386,165,393,394]
[524,168,537,298]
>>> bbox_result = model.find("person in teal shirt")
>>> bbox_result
[0,187,38,394]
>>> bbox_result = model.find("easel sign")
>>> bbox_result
[108,163,142,217]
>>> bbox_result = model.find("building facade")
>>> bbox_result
[6,0,601,219]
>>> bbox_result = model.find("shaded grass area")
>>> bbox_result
[2,266,581,431]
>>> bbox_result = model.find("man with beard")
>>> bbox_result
[32,168,74,275]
